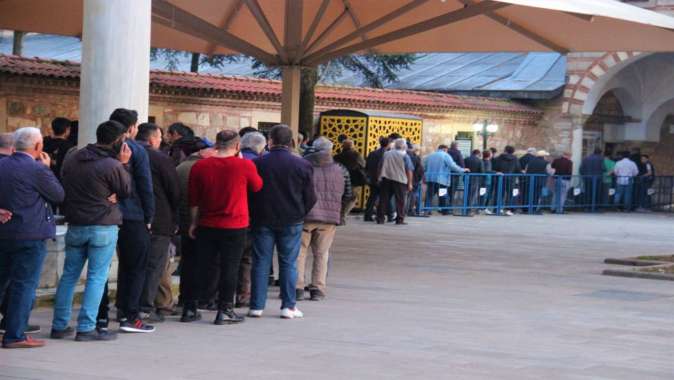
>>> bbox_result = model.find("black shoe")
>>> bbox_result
[309,289,326,301]
[75,329,117,342]
[25,324,42,334]
[296,288,305,301]
[119,318,155,333]
[214,308,244,325]
[50,326,75,339]
[395,221,408,225]
[145,311,165,323]
[95,319,109,332]
[235,299,250,308]
[363,216,374,222]
[180,309,202,323]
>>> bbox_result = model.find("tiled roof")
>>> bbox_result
[0,54,541,115]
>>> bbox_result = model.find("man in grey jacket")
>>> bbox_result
[377,138,414,225]
[51,120,132,342]
[297,137,351,301]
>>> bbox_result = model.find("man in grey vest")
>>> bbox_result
[377,138,414,225]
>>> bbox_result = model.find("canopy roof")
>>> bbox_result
[2,0,674,67]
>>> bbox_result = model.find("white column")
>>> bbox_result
[78,0,151,146]
[570,122,583,175]
[280,66,301,137]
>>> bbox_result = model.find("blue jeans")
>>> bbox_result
[52,226,118,333]
[0,239,47,344]
[250,224,303,310]
[614,184,633,210]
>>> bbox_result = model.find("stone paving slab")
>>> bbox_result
[2,213,674,379]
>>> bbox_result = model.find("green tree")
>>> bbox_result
[150,49,417,136]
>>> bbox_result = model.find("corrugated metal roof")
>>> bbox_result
[0,32,566,98]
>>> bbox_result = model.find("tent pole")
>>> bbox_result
[281,65,301,138]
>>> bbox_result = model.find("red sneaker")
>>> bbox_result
[3,336,46,349]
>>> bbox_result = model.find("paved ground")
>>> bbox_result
[2,212,674,380]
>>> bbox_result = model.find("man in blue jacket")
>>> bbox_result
[249,125,316,319]
[97,108,155,334]
[423,145,468,215]
[0,127,65,348]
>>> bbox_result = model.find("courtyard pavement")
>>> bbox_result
[2,212,674,379]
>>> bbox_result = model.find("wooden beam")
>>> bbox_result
[304,8,349,56]
[302,0,331,52]
[284,0,303,63]
[342,0,368,44]
[305,0,429,58]
[243,0,287,62]
[304,1,508,66]
[459,0,568,53]
[206,0,243,56]
[152,0,277,65]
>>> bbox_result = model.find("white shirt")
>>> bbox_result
[613,158,639,185]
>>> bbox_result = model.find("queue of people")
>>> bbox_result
[0,114,352,349]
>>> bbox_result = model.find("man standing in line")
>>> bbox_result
[297,137,351,301]
[98,108,155,334]
[492,145,522,216]
[236,130,267,308]
[51,120,132,342]
[423,145,468,216]
[136,123,181,323]
[176,141,215,322]
[551,152,573,213]
[579,147,606,209]
[188,129,263,325]
[464,149,484,215]
[333,139,365,225]
[377,138,414,225]
[0,127,64,348]
[363,137,389,222]
[613,151,640,211]
[43,117,74,181]
[447,141,465,208]
[249,125,316,319]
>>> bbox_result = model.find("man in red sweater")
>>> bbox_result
[187,129,263,325]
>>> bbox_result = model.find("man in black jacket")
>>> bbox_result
[136,123,180,322]
[492,145,522,216]
[464,149,484,214]
[333,139,364,225]
[51,120,131,342]
[363,137,390,221]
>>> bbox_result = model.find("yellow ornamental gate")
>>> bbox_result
[318,109,423,209]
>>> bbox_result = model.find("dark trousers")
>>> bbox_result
[195,227,246,309]
[179,234,200,311]
[202,245,221,305]
[0,239,47,344]
[425,182,448,213]
[236,231,253,304]
[364,183,380,219]
[377,178,407,223]
[140,235,171,313]
[115,220,151,320]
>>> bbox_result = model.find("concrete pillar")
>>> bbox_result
[78,0,151,146]
[281,66,301,137]
[570,120,584,175]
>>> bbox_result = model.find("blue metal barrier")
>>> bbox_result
[416,173,674,215]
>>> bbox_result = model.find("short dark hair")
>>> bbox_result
[269,124,293,147]
[238,126,258,137]
[337,134,348,143]
[109,108,138,131]
[379,136,390,147]
[215,129,240,150]
[388,133,402,140]
[96,120,126,145]
[51,117,71,136]
[620,151,630,159]
[504,145,515,154]
[642,154,650,159]
[472,149,481,155]
[136,123,160,142]
[593,147,603,155]
[490,147,497,154]
[482,150,492,159]
[438,144,448,150]
[168,122,194,138]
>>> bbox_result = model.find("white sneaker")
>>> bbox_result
[483,209,493,215]
[280,308,304,319]
[505,210,514,216]
[247,309,263,318]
